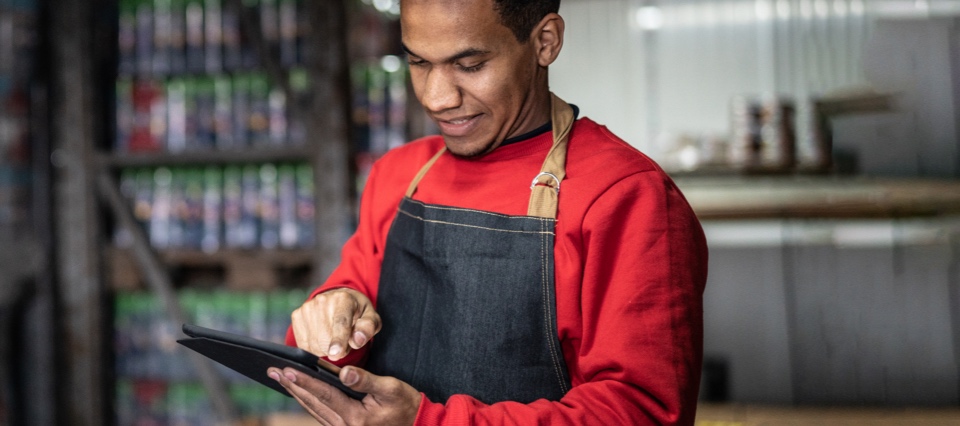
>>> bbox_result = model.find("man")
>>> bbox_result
[268,0,708,424]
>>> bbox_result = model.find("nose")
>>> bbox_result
[420,68,461,113]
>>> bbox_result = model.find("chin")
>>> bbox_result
[442,136,498,158]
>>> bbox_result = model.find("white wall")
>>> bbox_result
[553,0,959,176]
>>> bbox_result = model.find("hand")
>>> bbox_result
[267,365,422,426]
[291,288,381,361]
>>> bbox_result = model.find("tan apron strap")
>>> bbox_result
[527,93,574,219]
[405,147,447,198]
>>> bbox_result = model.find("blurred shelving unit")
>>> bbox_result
[45,0,374,424]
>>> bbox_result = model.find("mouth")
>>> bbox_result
[435,114,482,138]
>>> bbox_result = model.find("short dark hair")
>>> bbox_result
[492,0,560,42]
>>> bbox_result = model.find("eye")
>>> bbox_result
[457,62,485,73]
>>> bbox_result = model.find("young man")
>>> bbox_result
[268,0,708,424]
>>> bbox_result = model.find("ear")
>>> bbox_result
[532,13,564,67]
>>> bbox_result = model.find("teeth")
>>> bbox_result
[448,119,468,124]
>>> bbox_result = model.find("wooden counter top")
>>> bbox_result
[672,176,960,220]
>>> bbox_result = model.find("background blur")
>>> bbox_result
[0,0,958,425]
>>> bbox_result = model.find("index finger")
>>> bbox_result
[325,293,360,360]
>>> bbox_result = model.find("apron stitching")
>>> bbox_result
[541,218,567,393]
[397,208,554,235]
[407,198,549,221]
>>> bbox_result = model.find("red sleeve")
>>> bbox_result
[411,170,708,425]
[284,159,395,367]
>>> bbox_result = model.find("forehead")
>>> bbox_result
[400,0,515,57]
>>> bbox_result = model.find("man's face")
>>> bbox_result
[401,0,544,157]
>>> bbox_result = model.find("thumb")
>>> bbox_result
[340,365,376,393]
[339,366,409,400]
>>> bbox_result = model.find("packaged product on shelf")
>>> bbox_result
[278,164,297,248]
[201,166,222,253]
[113,292,137,378]
[222,164,243,248]
[213,75,235,149]
[169,0,188,75]
[195,76,217,149]
[115,77,134,152]
[118,0,138,77]
[183,168,205,249]
[248,73,271,146]
[268,84,287,146]
[279,0,298,67]
[168,382,214,426]
[203,0,223,74]
[114,168,139,246]
[168,167,187,248]
[259,163,280,249]
[386,58,408,151]
[240,0,261,70]
[238,164,260,248]
[125,379,170,425]
[350,64,371,154]
[366,63,388,155]
[115,379,137,426]
[248,290,270,342]
[166,78,188,152]
[286,67,309,146]
[231,73,251,148]
[182,78,199,150]
[135,0,154,76]
[260,0,280,61]
[131,79,165,152]
[153,0,173,76]
[267,288,307,345]
[295,164,315,248]
[185,0,205,74]
[221,0,243,71]
[294,0,309,65]
[149,167,174,248]
[134,168,154,235]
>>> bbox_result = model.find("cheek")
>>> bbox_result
[461,71,523,112]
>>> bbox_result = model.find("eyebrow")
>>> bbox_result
[401,42,490,63]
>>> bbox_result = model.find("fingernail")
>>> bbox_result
[269,371,280,381]
[343,368,359,386]
[353,332,368,347]
[284,371,297,382]
[329,344,342,356]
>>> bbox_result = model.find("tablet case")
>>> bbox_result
[177,323,366,400]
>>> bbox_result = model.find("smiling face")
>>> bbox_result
[401,0,560,157]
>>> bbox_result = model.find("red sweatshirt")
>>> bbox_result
[287,117,708,425]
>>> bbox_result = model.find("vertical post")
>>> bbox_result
[49,0,105,424]
[304,0,353,283]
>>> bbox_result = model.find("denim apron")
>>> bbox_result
[366,94,575,404]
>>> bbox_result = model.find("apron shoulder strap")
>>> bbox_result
[527,94,574,219]
[405,147,447,198]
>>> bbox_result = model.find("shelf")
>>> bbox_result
[108,246,315,291]
[98,146,317,168]
[674,176,960,220]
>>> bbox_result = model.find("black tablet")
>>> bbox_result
[178,323,366,400]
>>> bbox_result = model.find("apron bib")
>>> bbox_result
[367,94,574,404]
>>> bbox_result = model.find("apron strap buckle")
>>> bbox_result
[530,172,561,194]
